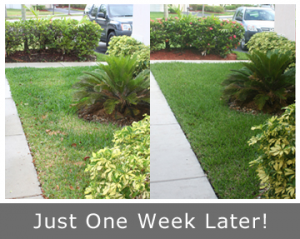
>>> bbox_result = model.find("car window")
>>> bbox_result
[91,4,101,17]
[107,4,133,17]
[236,9,243,20]
[99,4,107,17]
[85,4,92,13]
[244,9,274,21]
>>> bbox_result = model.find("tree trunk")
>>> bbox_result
[5,5,7,18]
[202,4,204,17]
[21,4,26,21]
[164,4,168,19]
[68,4,70,15]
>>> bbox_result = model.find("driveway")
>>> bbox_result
[46,7,83,15]
[94,42,108,54]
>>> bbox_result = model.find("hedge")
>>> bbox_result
[84,115,150,199]
[107,36,150,76]
[249,104,295,199]
[246,32,295,69]
[150,16,245,57]
[189,5,224,13]
[5,18,102,59]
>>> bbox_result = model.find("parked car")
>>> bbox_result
[232,7,275,50]
[87,4,133,46]
[83,4,93,16]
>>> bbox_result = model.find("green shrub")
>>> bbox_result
[221,50,295,113]
[85,115,150,199]
[246,32,295,69]
[36,5,46,10]
[5,21,24,55]
[72,55,150,116]
[5,17,102,59]
[107,36,150,76]
[248,104,295,199]
[151,16,244,57]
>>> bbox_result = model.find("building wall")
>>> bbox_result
[274,4,296,41]
[132,4,150,45]
[150,4,163,12]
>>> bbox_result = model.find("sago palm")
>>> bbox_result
[72,55,150,116]
[221,50,295,113]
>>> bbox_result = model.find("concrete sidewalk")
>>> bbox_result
[150,71,217,199]
[5,62,99,199]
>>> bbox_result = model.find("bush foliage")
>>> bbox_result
[249,104,295,199]
[221,50,295,113]
[85,115,150,199]
[150,15,244,57]
[107,36,150,76]
[246,32,296,69]
[72,55,150,116]
[5,17,102,59]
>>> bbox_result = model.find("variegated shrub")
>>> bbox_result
[84,115,150,199]
[248,104,295,199]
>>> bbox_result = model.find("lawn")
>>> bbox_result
[5,66,120,199]
[150,11,232,20]
[6,9,82,19]
[150,63,270,199]
[150,12,179,20]
[232,50,249,60]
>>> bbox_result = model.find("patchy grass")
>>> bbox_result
[233,50,249,60]
[5,66,120,199]
[94,52,107,62]
[5,9,82,19]
[151,62,270,199]
[150,12,179,20]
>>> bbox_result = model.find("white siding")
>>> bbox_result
[274,4,296,41]
[150,4,164,12]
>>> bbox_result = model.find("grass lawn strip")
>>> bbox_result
[5,66,120,199]
[150,63,270,199]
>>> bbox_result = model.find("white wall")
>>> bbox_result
[274,4,296,41]
[131,4,150,46]
[150,4,163,12]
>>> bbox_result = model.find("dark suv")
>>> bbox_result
[87,4,133,45]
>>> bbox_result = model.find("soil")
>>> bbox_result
[77,102,150,127]
[228,99,284,116]
[150,49,237,61]
[5,49,96,63]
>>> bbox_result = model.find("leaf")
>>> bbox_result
[71,143,77,147]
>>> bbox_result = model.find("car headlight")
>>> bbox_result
[247,25,257,31]
[121,24,131,31]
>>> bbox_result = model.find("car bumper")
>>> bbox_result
[115,30,132,37]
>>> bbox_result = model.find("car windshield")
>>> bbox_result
[108,4,133,17]
[244,9,274,21]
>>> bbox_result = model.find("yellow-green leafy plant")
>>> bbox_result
[84,115,150,199]
[107,36,150,76]
[246,32,295,69]
[248,104,295,199]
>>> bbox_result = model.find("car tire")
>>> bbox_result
[240,38,247,51]
[106,32,116,46]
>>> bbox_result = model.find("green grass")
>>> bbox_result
[150,12,179,20]
[150,11,232,20]
[151,63,270,199]
[233,50,249,60]
[6,9,82,19]
[94,52,107,62]
[5,66,120,199]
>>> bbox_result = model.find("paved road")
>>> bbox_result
[46,8,83,15]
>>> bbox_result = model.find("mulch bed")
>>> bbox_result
[150,49,237,60]
[5,49,96,63]
[56,6,85,10]
[78,102,150,126]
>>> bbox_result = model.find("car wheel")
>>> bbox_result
[240,38,247,51]
[106,32,116,46]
